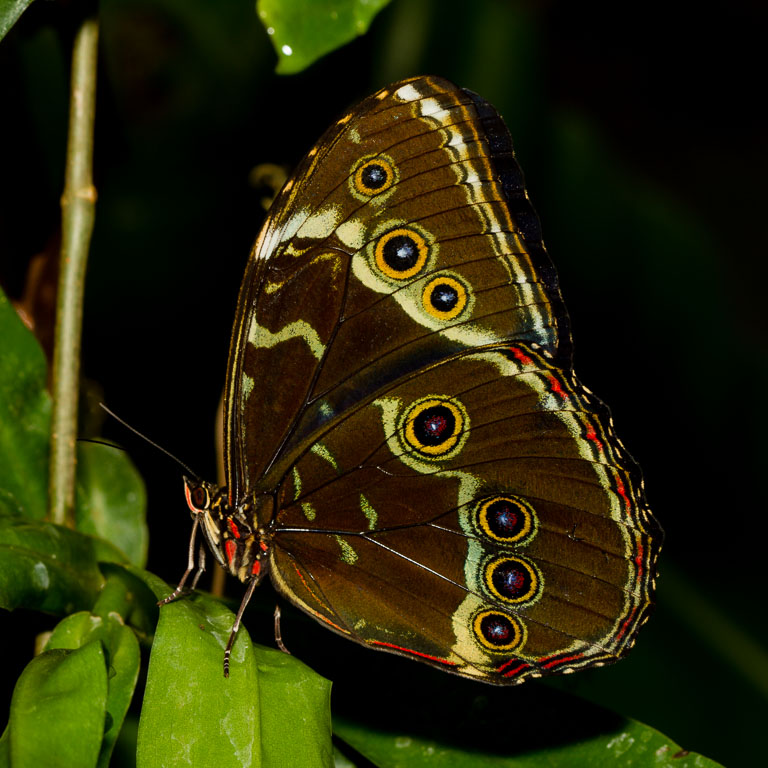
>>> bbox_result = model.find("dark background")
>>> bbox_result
[2,1,766,765]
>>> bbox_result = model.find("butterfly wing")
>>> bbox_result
[225,76,569,502]
[224,75,662,683]
[268,344,659,683]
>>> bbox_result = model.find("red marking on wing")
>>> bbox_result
[615,607,638,642]
[634,541,645,581]
[259,541,269,552]
[497,656,524,673]
[510,347,534,366]
[585,423,603,451]
[251,560,261,576]
[615,476,632,512]
[228,519,241,538]
[547,374,569,399]
[313,611,348,634]
[291,562,334,616]
[540,652,584,670]
[498,658,530,677]
[225,539,236,565]
[370,640,458,666]
[502,664,530,678]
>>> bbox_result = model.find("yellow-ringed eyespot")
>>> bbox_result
[350,154,398,199]
[402,396,468,458]
[484,555,542,605]
[374,227,430,280]
[473,609,526,652]
[475,495,537,545]
[422,275,468,320]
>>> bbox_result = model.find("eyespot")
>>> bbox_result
[475,495,537,545]
[422,275,468,320]
[484,556,542,605]
[473,609,526,652]
[401,396,468,458]
[350,155,398,199]
[374,227,430,279]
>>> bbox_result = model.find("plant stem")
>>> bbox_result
[49,10,99,527]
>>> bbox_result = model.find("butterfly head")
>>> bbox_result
[183,476,272,584]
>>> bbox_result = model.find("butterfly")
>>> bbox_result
[161,75,662,685]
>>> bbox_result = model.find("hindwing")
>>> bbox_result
[268,344,659,683]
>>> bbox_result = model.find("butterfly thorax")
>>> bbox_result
[183,476,273,584]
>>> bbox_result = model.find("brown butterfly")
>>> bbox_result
[161,75,662,684]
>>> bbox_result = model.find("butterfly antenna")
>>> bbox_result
[99,402,201,480]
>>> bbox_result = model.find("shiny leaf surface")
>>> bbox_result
[75,441,148,567]
[8,643,108,768]
[257,0,392,73]
[0,515,124,613]
[137,571,332,767]
[0,0,36,43]
[46,609,140,768]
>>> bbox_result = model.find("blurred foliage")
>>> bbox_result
[1,0,766,765]
[0,289,50,519]
[0,1,34,41]
[258,0,393,73]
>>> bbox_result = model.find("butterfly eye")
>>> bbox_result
[190,485,209,510]
[473,610,526,652]
[422,275,468,320]
[374,227,430,279]
[350,154,398,199]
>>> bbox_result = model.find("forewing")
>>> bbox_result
[225,76,568,501]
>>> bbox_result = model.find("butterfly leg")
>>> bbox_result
[274,604,291,655]
[158,515,201,606]
[189,543,207,590]
[223,575,259,677]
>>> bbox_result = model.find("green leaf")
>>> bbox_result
[334,718,722,767]
[0,286,51,520]
[332,746,358,768]
[136,571,260,768]
[256,645,333,768]
[46,607,141,768]
[333,684,723,768]
[0,0,35,42]
[136,571,332,767]
[96,563,160,641]
[0,726,9,767]
[0,515,125,614]
[75,441,148,567]
[8,642,108,768]
[257,0,393,74]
